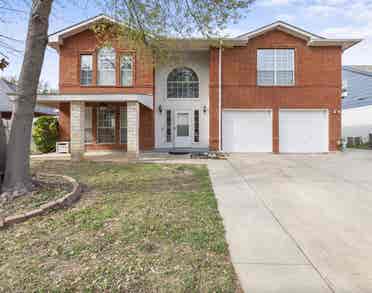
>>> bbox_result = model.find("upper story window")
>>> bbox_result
[120,54,133,87]
[257,49,294,86]
[97,47,116,86]
[167,67,199,99]
[80,55,93,86]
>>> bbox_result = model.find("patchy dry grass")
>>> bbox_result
[0,174,72,218]
[0,160,240,292]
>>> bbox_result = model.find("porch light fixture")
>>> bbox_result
[203,105,207,113]
[158,104,163,113]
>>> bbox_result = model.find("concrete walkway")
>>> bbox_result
[208,159,332,293]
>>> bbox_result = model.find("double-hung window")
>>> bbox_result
[97,107,116,143]
[80,55,93,85]
[257,49,294,86]
[120,55,133,86]
[98,47,116,86]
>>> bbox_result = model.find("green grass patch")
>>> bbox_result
[0,161,240,292]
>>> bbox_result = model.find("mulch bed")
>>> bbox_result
[0,174,73,218]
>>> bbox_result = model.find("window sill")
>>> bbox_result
[257,85,295,88]
[167,97,200,101]
[78,85,135,88]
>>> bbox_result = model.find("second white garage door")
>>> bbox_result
[279,109,329,153]
[222,110,273,152]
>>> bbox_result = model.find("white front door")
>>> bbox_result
[175,111,192,147]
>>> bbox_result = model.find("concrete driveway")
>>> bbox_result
[208,150,372,293]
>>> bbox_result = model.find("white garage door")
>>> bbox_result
[222,110,272,152]
[279,109,329,153]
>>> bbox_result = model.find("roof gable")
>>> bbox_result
[48,14,118,49]
[236,21,323,41]
[48,15,362,52]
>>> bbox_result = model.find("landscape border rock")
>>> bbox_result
[0,173,81,228]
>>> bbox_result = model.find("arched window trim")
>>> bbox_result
[97,47,116,86]
[167,67,199,99]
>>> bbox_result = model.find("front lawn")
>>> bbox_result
[0,161,240,292]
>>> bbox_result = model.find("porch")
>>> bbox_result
[37,94,154,160]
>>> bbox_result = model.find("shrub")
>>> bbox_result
[32,116,58,153]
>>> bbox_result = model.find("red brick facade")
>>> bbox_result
[209,30,342,152]
[57,27,343,153]
[57,29,154,151]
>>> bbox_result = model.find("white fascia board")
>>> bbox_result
[236,21,322,41]
[307,39,363,51]
[36,94,154,110]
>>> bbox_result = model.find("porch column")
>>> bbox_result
[70,101,85,161]
[127,101,140,157]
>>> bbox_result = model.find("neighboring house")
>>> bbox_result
[342,66,372,141]
[0,78,57,119]
[1,78,57,138]
[37,14,361,158]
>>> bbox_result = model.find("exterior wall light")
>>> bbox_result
[158,105,163,113]
[203,105,207,113]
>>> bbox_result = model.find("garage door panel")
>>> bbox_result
[279,110,328,153]
[222,110,273,152]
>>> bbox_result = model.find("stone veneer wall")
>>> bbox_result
[70,101,85,160]
[127,101,140,155]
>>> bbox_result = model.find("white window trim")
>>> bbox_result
[80,54,93,86]
[167,67,200,99]
[97,48,116,86]
[257,49,295,86]
[120,55,134,87]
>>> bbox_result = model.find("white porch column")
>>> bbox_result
[70,101,85,161]
[127,101,140,157]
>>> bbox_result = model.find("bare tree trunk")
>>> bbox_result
[0,114,6,191]
[2,0,53,197]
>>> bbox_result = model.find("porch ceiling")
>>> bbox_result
[36,93,153,110]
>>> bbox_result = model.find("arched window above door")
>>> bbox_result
[167,67,199,99]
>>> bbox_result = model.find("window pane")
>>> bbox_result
[194,110,199,142]
[98,47,116,86]
[121,55,133,86]
[257,49,275,71]
[120,106,127,144]
[80,55,92,85]
[85,107,93,143]
[176,113,189,137]
[167,67,199,98]
[97,107,115,143]
[276,71,294,85]
[257,49,294,86]
[177,125,189,137]
[275,49,294,85]
[258,71,275,85]
[166,110,172,142]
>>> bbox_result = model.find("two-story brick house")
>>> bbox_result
[38,14,361,159]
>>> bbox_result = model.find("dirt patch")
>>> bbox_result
[0,174,73,218]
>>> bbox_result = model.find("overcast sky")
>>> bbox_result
[0,0,370,89]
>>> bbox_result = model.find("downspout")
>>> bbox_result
[218,40,222,151]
